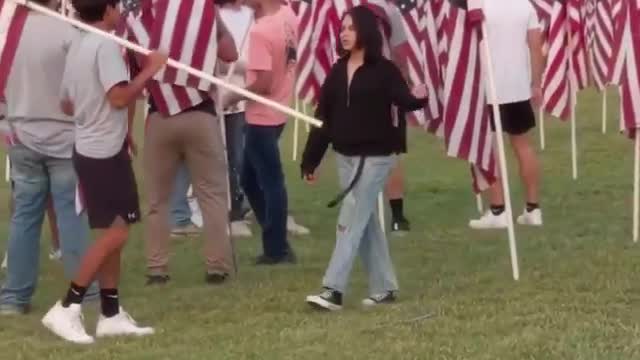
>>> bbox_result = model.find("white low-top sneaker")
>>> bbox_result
[42,301,94,345]
[96,308,155,338]
[469,211,509,230]
[517,208,543,226]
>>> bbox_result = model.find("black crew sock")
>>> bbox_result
[62,282,87,307]
[526,202,539,212]
[389,199,405,221]
[100,288,120,318]
[490,204,506,215]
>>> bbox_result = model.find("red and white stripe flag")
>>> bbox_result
[125,0,217,116]
[542,0,572,120]
[292,0,320,103]
[441,0,496,192]
[420,0,445,133]
[568,0,590,90]
[0,0,27,102]
[608,0,640,137]
[585,0,614,91]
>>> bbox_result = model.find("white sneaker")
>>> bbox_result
[517,208,543,226]
[96,308,155,338]
[287,216,310,236]
[230,221,252,237]
[49,248,62,261]
[42,301,94,344]
[189,197,203,228]
[469,211,508,230]
[1,252,7,270]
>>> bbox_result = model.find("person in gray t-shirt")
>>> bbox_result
[0,0,98,317]
[42,0,166,345]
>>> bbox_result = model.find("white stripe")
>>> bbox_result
[156,0,181,81]
[197,19,217,90]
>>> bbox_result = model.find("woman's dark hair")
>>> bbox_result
[215,0,236,6]
[72,0,120,23]
[338,5,383,63]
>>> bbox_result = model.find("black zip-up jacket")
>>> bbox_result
[300,56,427,175]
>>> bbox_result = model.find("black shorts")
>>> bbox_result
[73,144,141,229]
[488,100,536,135]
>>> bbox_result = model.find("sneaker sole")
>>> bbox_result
[96,329,155,338]
[42,318,95,345]
[305,297,342,311]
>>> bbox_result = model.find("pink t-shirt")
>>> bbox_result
[245,5,298,126]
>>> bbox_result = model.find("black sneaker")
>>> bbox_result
[254,251,297,265]
[146,274,170,286]
[205,272,229,285]
[362,291,396,307]
[306,288,343,311]
[391,218,410,234]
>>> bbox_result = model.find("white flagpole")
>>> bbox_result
[480,23,520,281]
[292,96,300,161]
[601,89,607,134]
[17,0,322,128]
[633,134,639,242]
[539,107,545,150]
[566,20,578,180]
[476,194,483,214]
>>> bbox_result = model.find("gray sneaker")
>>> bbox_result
[170,223,202,238]
[0,303,31,316]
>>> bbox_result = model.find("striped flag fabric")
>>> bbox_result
[541,0,572,120]
[420,0,445,132]
[568,0,590,90]
[291,0,320,103]
[585,0,614,91]
[608,0,640,137]
[441,0,496,192]
[124,0,218,116]
[0,0,28,102]
[394,0,426,88]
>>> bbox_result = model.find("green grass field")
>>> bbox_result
[2,89,640,359]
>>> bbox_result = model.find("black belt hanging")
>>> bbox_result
[327,156,366,208]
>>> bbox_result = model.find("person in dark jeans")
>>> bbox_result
[224,0,298,264]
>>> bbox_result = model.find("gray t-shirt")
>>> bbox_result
[5,14,78,158]
[61,32,130,159]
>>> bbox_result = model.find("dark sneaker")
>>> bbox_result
[306,288,343,311]
[254,251,297,265]
[391,218,410,234]
[362,291,396,307]
[145,274,170,286]
[205,272,229,285]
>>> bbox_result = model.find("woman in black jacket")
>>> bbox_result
[301,5,427,311]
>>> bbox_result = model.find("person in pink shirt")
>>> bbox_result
[224,0,298,265]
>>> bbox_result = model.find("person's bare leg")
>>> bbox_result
[509,133,540,204]
[385,159,410,231]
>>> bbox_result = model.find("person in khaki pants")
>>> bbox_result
[137,8,240,286]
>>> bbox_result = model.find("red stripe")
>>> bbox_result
[187,1,215,88]
[0,3,27,100]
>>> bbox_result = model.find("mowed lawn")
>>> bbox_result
[2,89,640,359]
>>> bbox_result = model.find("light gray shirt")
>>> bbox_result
[62,32,130,159]
[5,14,78,158]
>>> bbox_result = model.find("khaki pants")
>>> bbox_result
[144,110,233,275]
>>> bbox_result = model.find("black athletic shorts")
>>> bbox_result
[488,100,536,135]
[73,143,141,229]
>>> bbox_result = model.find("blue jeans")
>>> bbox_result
[0,144,97,308]
[169,112,247,225]
[322,155,399,295]
[170,163,192,227]
[242,123,290,258]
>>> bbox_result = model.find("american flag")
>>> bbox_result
[542,0,572,120]
[441,0,495,192]
[420,0,445,133]
[292,0,324,103]
[0,0,27,102]
[394,0,425,88]
[585,0,614,91]
[125,0,217,116]
[608,0,640,137]
[568,0,590,90]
